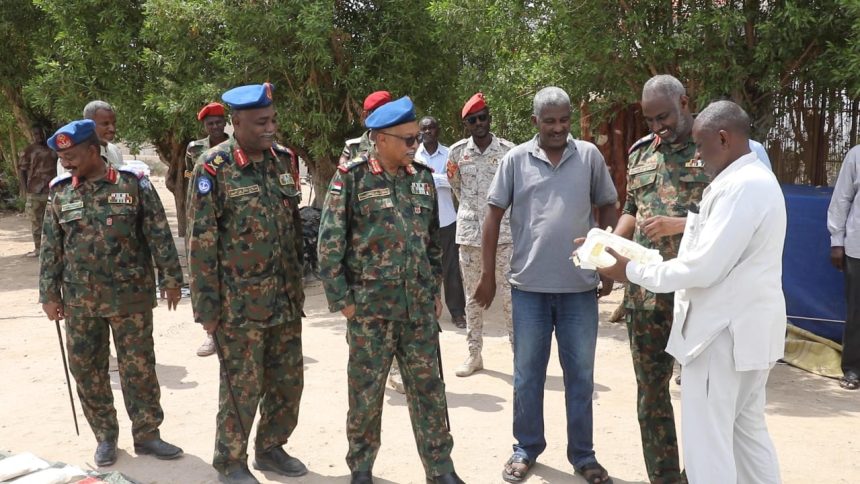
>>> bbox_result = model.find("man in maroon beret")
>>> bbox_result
[446,92,516,378]
[182,101,229,357]
[338,90,392,166]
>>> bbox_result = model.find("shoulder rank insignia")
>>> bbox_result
[628,133,658,155]
[203,150,230,176]
[339,154,370,173]
[49,172,73,189]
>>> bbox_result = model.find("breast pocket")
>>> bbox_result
[629,171,657,191]
[105,205,137,239]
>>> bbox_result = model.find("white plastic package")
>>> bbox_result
[572,227,663,270]
[0,452,49,481]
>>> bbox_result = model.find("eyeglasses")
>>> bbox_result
[465,113,488,125]
[380,131,422,146]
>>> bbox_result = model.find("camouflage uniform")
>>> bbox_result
[338,130,373,166]
[186,138,305,473]
[38,166,183,444]
[18,142,57,250]
[623,134,709,484]
[317,153,455,477]
[446,135,515,352]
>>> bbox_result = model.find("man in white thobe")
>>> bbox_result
[596,100,784,484]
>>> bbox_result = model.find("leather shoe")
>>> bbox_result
[218,465,260,484]
[134,437,183,460]
[94,440,117,466]
[428,471,465,484]
[253,446,308,477]
[351,470,374,484]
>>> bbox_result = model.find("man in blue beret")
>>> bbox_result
[39,119,185,467]
[318,97,465,484]
[186,83,307,484]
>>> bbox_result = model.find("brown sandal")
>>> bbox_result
[502,454,531,483]
[576,461,613,484]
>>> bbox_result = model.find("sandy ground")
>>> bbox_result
[0,177,858,484]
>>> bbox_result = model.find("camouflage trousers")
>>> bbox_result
[459,244,513,354]
[626,308,687,484]
[26,193,48,250]
[65,310,163,444]
[212,320,303,473]
[346,316,454,477]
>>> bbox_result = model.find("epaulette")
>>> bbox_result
[498,137,516,148]
[339,154,369,173]
[411,159,433,171]
[344,137,362,147]
[49,172,72,189]
[449,138,468,150]
[118,166,145,179]
[272,141,294,156]
[187,139,206,149]
[202,150,231,176]
[628,133,658,155]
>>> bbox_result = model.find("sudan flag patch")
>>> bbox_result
[330,181,343,195]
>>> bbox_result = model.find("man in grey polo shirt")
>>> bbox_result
[475,87,618,484]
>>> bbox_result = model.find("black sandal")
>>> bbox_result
[502,454,531,483]
[840,371,860,390]
[576,461,613,484]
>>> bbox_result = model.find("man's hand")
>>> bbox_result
[831,246,846,271]
[341,304,356,320]
[639,216,686,241]
[434,296,443,319]
[42,302,64,321]
[596,247,631,283]
[473,272,496,310]
[598,275,613,298]
[163,287,181,310]
[202,321,219,334]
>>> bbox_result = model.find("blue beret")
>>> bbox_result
[47,119,96,151]
[221,82,275,110]
[365,96,416,130]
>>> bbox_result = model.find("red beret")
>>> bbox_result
[363,91,392,112]
[461,92,487,118]
[197,102,226,121]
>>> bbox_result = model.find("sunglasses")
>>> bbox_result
[380,131,422,146]
[465,113,488,125]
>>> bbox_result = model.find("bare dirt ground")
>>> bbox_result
[0,177,857,483]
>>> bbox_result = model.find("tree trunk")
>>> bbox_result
[153,133,190,237]
[309,156,336,209]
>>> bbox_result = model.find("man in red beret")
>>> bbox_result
[182,101,229,357]
[338,90,392,166]
[446,92,516,378]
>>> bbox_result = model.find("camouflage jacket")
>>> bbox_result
[338,130,373,166]
[623,134,710,311]
[446,134,515,246]
[39,166,182,317]
[186,138,304,328]
[317,153,443,321]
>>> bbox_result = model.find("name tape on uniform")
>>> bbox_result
[357,188,391,201]
[629,163,658,175]
[227,185,261,198]
[61,201,84,212]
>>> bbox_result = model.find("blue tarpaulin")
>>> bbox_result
[781,184,846,342]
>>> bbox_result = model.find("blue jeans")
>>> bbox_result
[510,287,599,469]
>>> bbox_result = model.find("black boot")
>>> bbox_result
[428,471,465,483]
[351,470,374,484]
[94,440,117,467]
[253,446,308,477]
[218,465,260,484]
[134,437,184,460]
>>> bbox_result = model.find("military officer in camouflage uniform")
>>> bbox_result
[18,126,57,257]
[338,91,392,166]
[182,101,230,358]
[318,97,465,484]
[39,119,185,467]
[186,83,306,484]
[446,93,515,377]
[614,75,710,484]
